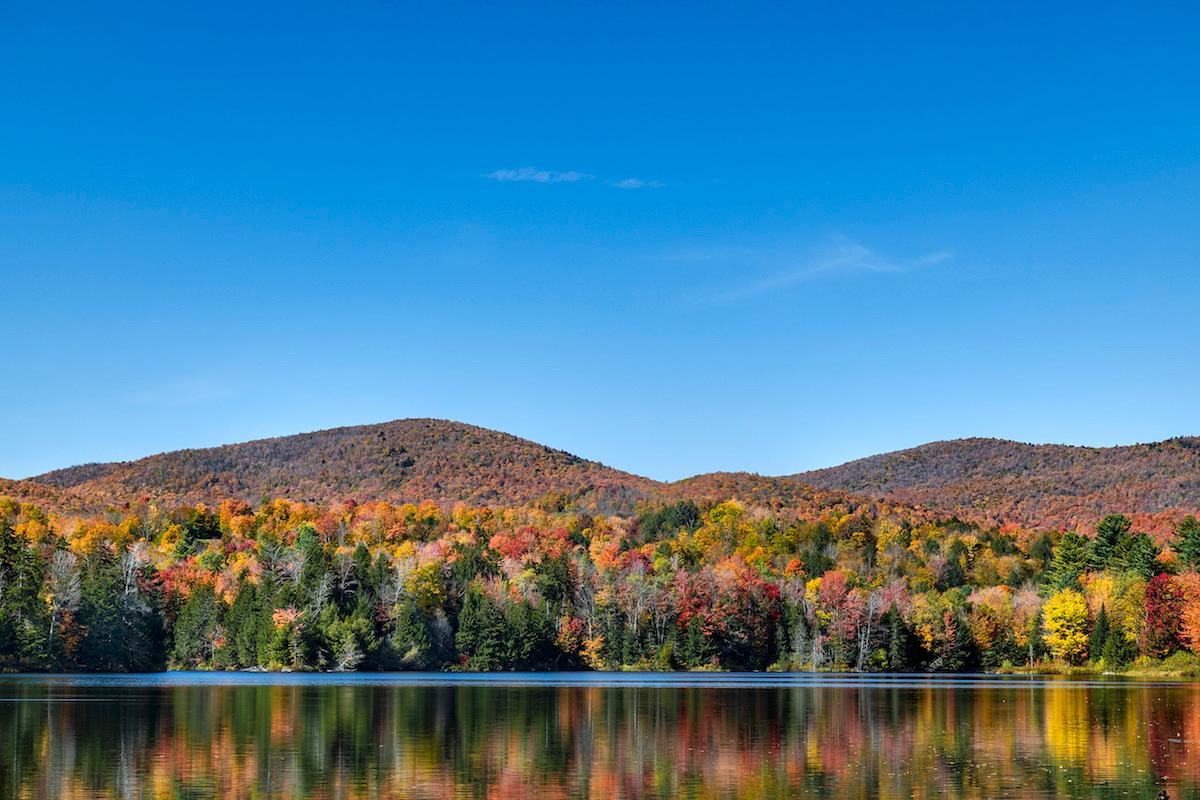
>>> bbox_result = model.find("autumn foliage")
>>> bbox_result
[1,488,1199,673]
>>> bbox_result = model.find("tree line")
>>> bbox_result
[2,494,1200,672]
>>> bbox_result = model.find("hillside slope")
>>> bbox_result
[793,437,1200,532]
[30,419,660,511]
[18,425,1200,532]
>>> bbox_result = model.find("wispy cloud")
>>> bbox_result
[696,238,953,303]
[610,178,663,189]
[486,167,593,184]
[486,167,663,189]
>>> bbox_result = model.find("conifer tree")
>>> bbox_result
[1112,532,1162,580]
[1048,532,1089,590]
[1088,515,1131,572]
[1172,516,1200,571]
[1088,605,1109,662]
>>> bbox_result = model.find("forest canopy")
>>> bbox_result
[2,492,1200,673]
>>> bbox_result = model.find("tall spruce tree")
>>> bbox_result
[1112,532,1162,580]
[455,585,509,670]
[1088,605,1109,662]
[1088,515,1131,572]
[1048,532,1089,590]
[0,519,47,669]
[1172,516,1200,571]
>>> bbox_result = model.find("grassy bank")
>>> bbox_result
[995,652,1200,678]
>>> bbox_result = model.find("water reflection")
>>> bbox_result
[1,675,1197,799]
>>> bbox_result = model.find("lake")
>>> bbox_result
[1,672,1197,799]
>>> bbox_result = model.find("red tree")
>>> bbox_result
[1144,574,1184,657]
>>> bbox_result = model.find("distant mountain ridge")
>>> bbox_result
[793,436,1200,533]
[29,419,659,512]
[15,422,1200,532]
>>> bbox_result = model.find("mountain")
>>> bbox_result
[792,436,1200,533]
[29,419,660,512]
[17,424,1200,533]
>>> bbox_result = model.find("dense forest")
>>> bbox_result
[3,489,1200,673]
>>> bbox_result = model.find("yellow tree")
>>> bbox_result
[1042,589,1090,665]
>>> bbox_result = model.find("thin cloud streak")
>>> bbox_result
[610,178,663,189]
[486,167,592,183]
[486,168,663,188]
[702,239,953,303]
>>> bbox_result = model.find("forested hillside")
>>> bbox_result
[7,421,1200,673]
[3,488,1200,673]
[794,437,1200,535]
[24,422,1200,534]
[31,419,659,513]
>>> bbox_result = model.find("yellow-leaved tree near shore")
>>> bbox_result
[1043,589,1090,665]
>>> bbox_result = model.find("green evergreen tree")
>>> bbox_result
[1048,532,1089,589]
[171,585,223,668]
[1112,532,1162,580]
[391,600,434,669]
[1101,623,1135,668]
[1088,605,1109,662]
[455,585,509,670]
[225,580,260,667]
[1088,515,1131,572]
[349,543,375,607]
[680,615,715,669]
[1172,516,1200,571]
[506,601,555,669]
[324,602,376,671]
[298,528,330,605]
[885,606,913,671]
[1029,533,1055,570]
[0,519,47,669]
[76,550,130,671]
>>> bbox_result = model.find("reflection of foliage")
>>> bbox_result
[2,679,1200,799]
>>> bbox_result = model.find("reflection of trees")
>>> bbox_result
[1,681,1198,799]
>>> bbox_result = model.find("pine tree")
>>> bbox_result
[171,585,223,668]
[391,600,434,669]
[76,550,127,671]
[1048,532,1089,590]
[1101,624,1135,668]
[680,614,715,669]
[1112,532,1162,580]
[506,600,555,669]
[885,606,912,671]
[455,585,509,670]
[1172,516,1200,571]
[0,519,47,669]
[1089,605,1109,662]
[1088,515,1131,572]
[349,543,375,607]
[226,580,260,667]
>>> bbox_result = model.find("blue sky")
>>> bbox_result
[2,2,1198,481]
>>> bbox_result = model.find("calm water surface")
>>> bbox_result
[1,672,1198,799]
